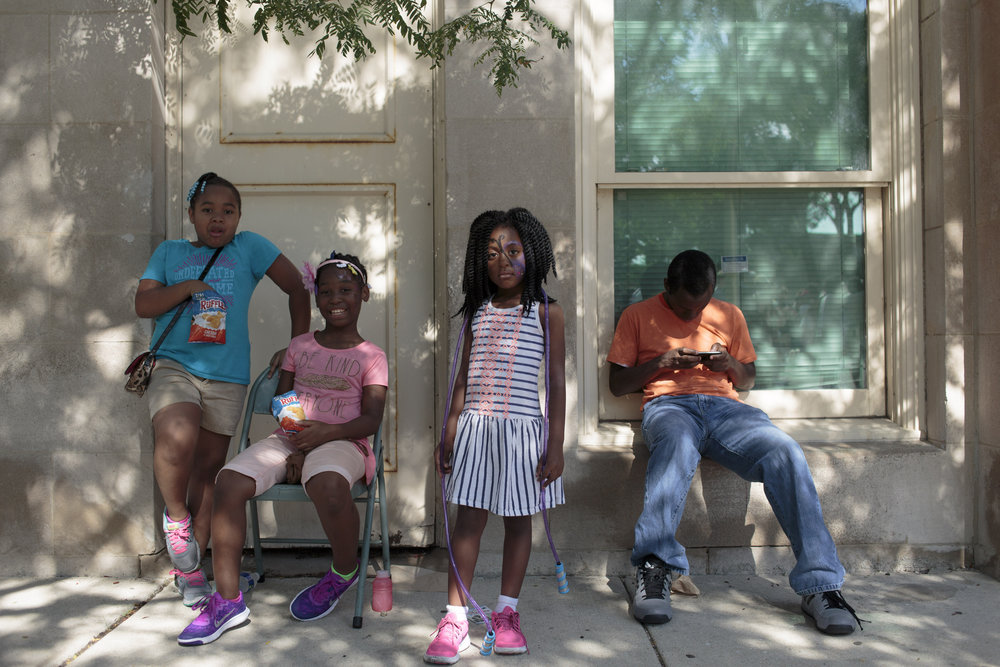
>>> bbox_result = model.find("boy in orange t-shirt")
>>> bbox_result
[607,249,862,637]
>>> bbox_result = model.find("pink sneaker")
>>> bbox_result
[491,607,527,654]
[424,612,470,664]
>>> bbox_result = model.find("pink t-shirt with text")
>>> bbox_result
[281,332,388,481]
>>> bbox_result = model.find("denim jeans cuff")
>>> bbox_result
[795,581,844,597]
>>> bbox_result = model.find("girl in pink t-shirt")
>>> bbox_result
[177,252,388,646]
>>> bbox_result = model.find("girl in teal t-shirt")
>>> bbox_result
[134,172,311,605]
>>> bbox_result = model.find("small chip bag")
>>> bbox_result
[189,289,227,344]
[272,390,306,434]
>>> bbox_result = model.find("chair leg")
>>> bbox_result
[378,469,391,573]
[249,498,266,583]
[353,482,379,629]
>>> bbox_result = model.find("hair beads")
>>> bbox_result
[186,172,214,202]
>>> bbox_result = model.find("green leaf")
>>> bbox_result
[153,0,570,94]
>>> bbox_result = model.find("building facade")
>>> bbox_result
[0,0,996,581]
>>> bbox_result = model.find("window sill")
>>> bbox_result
[580,417,927,449]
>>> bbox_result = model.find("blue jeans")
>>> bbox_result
[633,394,845,596]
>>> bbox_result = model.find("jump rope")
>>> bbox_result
[437,290,568,656]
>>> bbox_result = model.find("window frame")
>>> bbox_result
[576,0,924,436]
[597,185,885,420]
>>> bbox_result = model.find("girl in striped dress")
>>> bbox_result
[425,209,566,664]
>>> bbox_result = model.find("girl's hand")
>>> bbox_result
[536,449,564,488]
[288,420,332,453]
[285,451,305,484]
[267,348,288,377]
[434,439,454,477]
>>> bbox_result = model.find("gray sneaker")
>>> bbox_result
[468,604,491,625]
[801,590,863,635]
[162,511,201,573]
[631,556,672,624]
[238,571,260,595]
[173,568,212,607]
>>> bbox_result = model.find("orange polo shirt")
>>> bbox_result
[607,293,756,405]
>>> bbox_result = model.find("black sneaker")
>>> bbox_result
[801,589,865,635]
[631,556,672,624]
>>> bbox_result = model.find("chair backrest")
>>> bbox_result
[369,421,383,465]
[238,369,281,453]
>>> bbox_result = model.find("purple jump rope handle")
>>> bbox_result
[539,292,568,593]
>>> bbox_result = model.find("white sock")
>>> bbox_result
[497,594,518,613]
[446,604,468,622]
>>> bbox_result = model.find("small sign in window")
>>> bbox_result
[721,255,748,273]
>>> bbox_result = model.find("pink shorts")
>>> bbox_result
[221,431,367,497]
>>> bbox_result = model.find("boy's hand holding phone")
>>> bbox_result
[698,347,730,373]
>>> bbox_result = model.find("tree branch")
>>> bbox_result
[156,0,570,95]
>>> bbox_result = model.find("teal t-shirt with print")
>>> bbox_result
[140,231,280,384]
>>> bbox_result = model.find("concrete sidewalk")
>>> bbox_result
[3,553,999,666]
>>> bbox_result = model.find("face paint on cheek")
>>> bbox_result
[504,242,526,277]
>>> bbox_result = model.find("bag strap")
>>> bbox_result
[148,246,223,354]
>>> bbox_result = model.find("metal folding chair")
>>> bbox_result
[236,369,391,628]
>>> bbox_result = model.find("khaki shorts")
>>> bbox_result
[147,359,247,436]
[221,432,367,497]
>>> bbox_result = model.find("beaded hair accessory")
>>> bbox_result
[301,256,370,294]
[186,174,214,202]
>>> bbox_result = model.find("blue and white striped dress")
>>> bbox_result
[446,300,565,516]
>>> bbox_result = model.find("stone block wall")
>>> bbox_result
[970,0,1000,579]
[0,1,163,575]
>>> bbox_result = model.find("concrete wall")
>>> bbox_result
[0,1,164,575]
[969,0,1000,578]
[919,0,978,570]
[919,0,1000,580]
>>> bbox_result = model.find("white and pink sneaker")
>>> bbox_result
[424,612,470,664]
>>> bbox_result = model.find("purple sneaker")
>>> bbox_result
[289,565,359,621]
[177,592,249,646]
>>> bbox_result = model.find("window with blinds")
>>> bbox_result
[609,0,871,393]
[613,188,866,390]
[614,0,870,173]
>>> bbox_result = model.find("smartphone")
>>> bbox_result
[696,350,723,360]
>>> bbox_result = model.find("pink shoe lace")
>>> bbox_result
[171,568,207,586]
[165,518,193,554]
[426,612,469,659]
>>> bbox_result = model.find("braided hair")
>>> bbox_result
[315,250,369,288]
[187,172,242,211]
[457,207,557,319]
